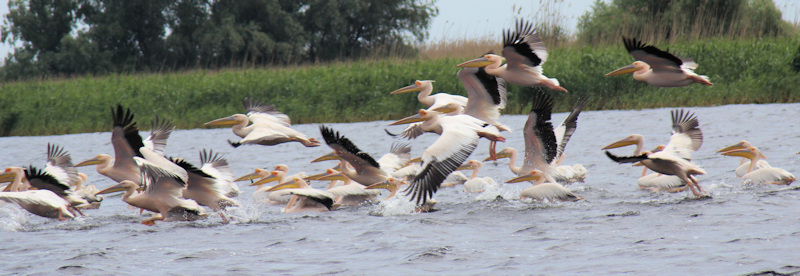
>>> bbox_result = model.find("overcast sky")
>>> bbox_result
[0,0,797,61]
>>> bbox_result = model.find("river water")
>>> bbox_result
[1,103,799,274]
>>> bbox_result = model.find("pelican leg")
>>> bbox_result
[689,176,705,193]
[489,141,498,161]
[71,206,86,217]
[539,80,568,93]
[681,175,701,197]
[141,214,165,225]
[59,207,69,221]
[218,212,230,224]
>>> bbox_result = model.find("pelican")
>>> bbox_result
[457,19,566,93]
[721,147,795,185]
[606,36,712,87]
[204,97,320,148]
[96,162,206,225]
[318,172,381,206]
[243,169,302,204]
[717,140,771,177]
[605,109,707,197]
[24,166,91,215]
[489,92,586,184]
[170,150,240,223]
[0,190,74,221]
[399,111,506,205]
[266,177,335,213]
[390,80,468,111]
[366,177,436,212]
[320,126,414,186]
[75,105,174,184]
[443,160,498,193]
[506,170,582,201]
[602,136,687,191]
[71,173,103,208]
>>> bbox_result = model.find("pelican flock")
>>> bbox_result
[1,18,792,226]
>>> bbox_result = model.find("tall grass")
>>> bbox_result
[0,36,798,136]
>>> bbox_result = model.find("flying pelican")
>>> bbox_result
[721,146,795,185]
[265,177,335,213]
[489,92,586,184]
[75,105,174,184]
[457,19,567,93]
[170,150,240,223]
[506,170,582,201]
[602,136,687,191]
[605,36,713,87]
[399,111,506,205]
[390,80,468,111]
[716,140,771,177]
[204,98,320,148]
[605,109,707,197]
[96,161,206,225]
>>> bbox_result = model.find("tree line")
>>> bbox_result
[0,0,437,80]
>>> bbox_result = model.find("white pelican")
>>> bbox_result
[243,169,302,204]
[506,170,582,201]
[721,147,795,185]
[320,126,412,186]
[266,177,335,213]
[602,136,687,191]
[75,105,174,184]
[446,160,498,193]
[457,19,567,93]
[390,80,468,111]
[0,190,74,221]
[96,162,206,225]
[489,92,586,184]
[605,109,707,197]
[318,172,381,206]
[204,98,319,148]
[399,112,505,205]
[170,150,240,223]
[716,140,771,177]
[606,36,713,87]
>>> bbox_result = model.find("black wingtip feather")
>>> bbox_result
[320,125,380,168]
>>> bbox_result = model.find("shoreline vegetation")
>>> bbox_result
[0,35,799,136]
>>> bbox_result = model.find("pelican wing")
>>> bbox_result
[460,66,508,123]
[385,123,429,140]
[502,19,547,70]
[139,147,188,185]
[139,162,187,199]
[171,156,229,201]
[143,115,174,155]
[44,143,79,186]
[243,97,291,126]
[405,122,480,205]
[111,105,144,172]
[663,109,703,160]
[605,151,648,164]
[623,36,684,73]
[288,189,335,210]
[25,165,72,197]
[552,97,589,163]
[377,143,412,174]
[524,92,558,171]
[320,126,383,176]
[199,149,234,181]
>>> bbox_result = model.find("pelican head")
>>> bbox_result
[720,146,761,161]
[311,151,339,163]
[605,61,649,76]
[390,80,435,95]
[456,54,505,68]
[716,140,759,156]
[249,171,283,186]
[485,147,515,161]
[265,177,308,191]
[233,168,270,182]
[204,114,249,126]
[389,110,434,125]
[274,164,290,173]
[602,134,644,150]
[457,160,483,171]
[505,170,544,183]
[96,180,138,195]
[75,154,113,167]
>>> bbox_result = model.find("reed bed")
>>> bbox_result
[0,36,798,136]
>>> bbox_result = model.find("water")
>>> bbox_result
[2,103,799,274]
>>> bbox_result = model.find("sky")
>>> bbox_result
[0,0,798,60]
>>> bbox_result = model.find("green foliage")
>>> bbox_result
[577,0,791,44]
[0,37,798,136]
[0,0,437,80]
